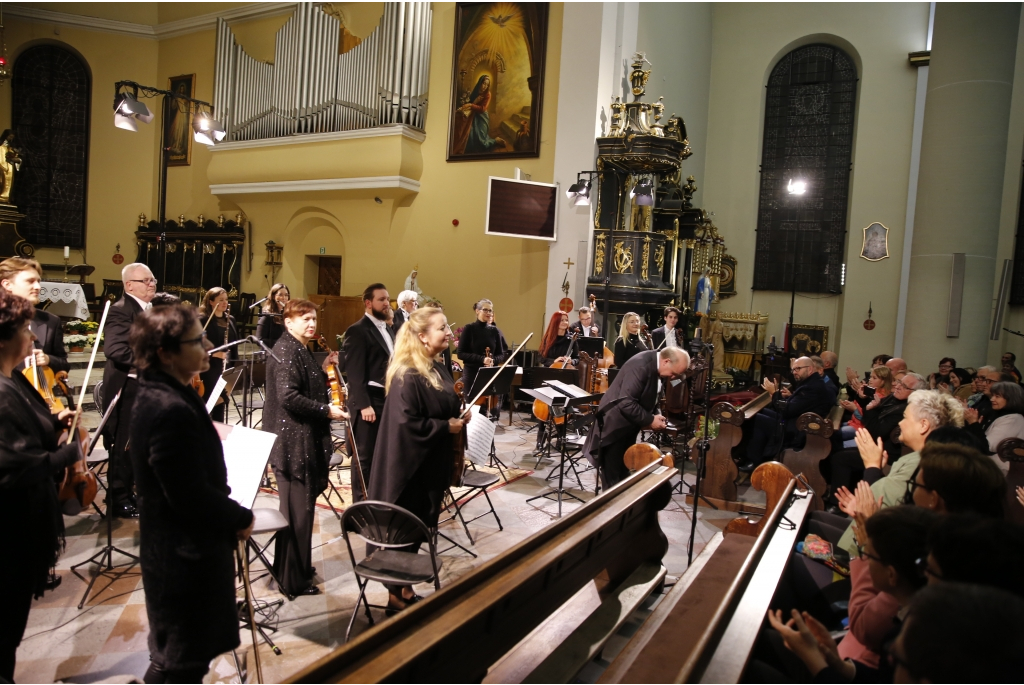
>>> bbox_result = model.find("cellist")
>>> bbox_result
[368,307,469,614]
[0,289,83,681]
[539,312,577,368]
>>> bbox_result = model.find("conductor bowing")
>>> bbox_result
[583,348,689,488]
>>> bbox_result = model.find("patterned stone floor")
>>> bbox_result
[14,410,757,684]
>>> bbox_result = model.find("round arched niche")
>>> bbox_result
[283,208,346,297]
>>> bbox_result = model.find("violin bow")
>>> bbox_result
[67,300,112,445]
[337,372,369,501]
[460,333,533,419]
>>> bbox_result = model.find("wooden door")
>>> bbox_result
[317,256,341,295]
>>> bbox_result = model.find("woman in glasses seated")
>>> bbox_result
[127,303,255,684]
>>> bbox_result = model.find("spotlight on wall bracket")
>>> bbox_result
[630,177,655,206]
[113,91,153,131]
[565,176,592,206]
[787,178,807,195]
[193,111,226,145]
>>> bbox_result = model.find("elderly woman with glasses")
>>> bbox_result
[127,304,255,684]
[964,381,1024,467]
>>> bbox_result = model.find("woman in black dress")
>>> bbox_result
[127,303,255,683]
[0,289,81,681]
[255,282,290,349]
[613,311,647,368]
[368,307,469,613]
[538,311,577,367]
[198,287,239,421]
[263,299,346,596]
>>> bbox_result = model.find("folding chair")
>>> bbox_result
[340,501,441,642]
[446,464,503,545]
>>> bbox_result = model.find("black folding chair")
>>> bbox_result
[340,501,441,642]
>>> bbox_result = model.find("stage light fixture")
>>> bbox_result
[113,91,153,131]
[787,178,807,195]
[193,111,226,145]
[566,177,592,206]
[630,177,654,206]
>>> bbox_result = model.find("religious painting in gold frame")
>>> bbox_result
[447,2,549,162]
[786,324,828,356]
[860,222,889,261]
[165,74,195,167]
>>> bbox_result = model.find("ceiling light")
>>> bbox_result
[787,179,807,195]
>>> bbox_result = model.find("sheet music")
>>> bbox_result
[219,424,277,508]
[464,404,496,465]
[205,376,228,414]
[544,380,589,398]
[531,386,567,404]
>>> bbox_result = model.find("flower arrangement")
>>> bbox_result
[65,320,99,335]
[64,334,88,352]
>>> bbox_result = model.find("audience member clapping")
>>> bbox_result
[906,442,1006,518]
[839,366,893,446]
[964,381,1024,461]
[927,357,956,389]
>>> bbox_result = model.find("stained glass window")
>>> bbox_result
[753,44,857,294]
[11,45,90,248]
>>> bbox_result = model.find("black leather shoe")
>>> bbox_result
[298,585,321,596]
[736,461,756,473]
[44,570,62,591]
[112,503,139,518]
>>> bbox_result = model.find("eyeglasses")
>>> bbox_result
[907,477,932,497]
[180,331,208,345]
[479,308,493,313]
[792,365,812,372]
[976,377,995,384]
[128,278,158,285]
[914,556,943,580]
[856,542,884,564]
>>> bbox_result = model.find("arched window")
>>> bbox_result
[11,45,90,248]
[753,44,857,294]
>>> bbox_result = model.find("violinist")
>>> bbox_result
[457,299,508,419]
[651,306,685,349]
[613,312,648,368]
[127,304,255,683]
[0,257,69,375]
[368,307,468,614]
[198,287,239,422]
[102,262,157,518]
[0,289,82,681]
[539,312,577,367]
[265,299,346,597]
[255,282,289,349]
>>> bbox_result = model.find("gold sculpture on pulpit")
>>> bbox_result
[0,130,23,207]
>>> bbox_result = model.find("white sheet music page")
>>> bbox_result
[205,377,228,414]
[544,380,589,398]
[217,423,277,508]
[464,404,496,465]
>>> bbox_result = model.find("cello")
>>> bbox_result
[532,331,580,423]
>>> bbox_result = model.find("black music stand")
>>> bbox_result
[577,336,605,359]
[467,365,516,473]
[521,367,578,463]
[72,391,141,610]
[524,389,601,518]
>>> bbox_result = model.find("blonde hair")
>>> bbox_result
[871,365,894,394]
[386,307,445,393]
[907,389,965,429]
[617,312,640,343]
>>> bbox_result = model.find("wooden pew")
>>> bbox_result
[599,462,813,683]
[779,412,833,511]
[287,462,678,684]
[694,392,772,512]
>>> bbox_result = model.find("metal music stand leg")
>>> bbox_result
[526,410,585,518]
[71,500,139,610]
[486,439,508,482]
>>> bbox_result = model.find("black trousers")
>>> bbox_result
[351,387,385,503]
[144,661,210,684]
[0,566,34,682]
[107,378,138,505]
[598,432,638,489]
[746,409,783,465]
[273,468,315,595]
[827,448,865,495]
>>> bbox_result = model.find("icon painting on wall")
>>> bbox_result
[860,222,889,261]
[165,74,196,167]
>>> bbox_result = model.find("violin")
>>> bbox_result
[317,336,367,498]
[58,417,98,514]
[23,354,66,413]
[451,378,467,487]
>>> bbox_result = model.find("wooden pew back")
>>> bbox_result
[696,392,771,508]
[287,463,678,684]
[780,412,833,511]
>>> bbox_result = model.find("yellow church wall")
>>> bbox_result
[15,2,160,25]
[0,17,160,286]
[704,3,929,371]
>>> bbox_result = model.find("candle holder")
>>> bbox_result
[63,256,70,282]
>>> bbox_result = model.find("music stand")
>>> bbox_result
[521,367,578,463]
[467,365,516,473]
[524,388,602,518]
[577,336,605,359]
[71,391,140,610]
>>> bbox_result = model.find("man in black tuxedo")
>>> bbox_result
[568,305,600,338]
[393,289,418,333]
[342,283,394,501]
[0,258,69,375]
[650,306,685,350]
[102,262,157,516]
[582,348,690,488]
[740,355,836,471]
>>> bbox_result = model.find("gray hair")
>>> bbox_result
[809,355,824,370]
[978,365,998,375]
[659,347,690,366]
[907,389,965,429]
[475,299,492,310]
[990,381,1024,414]
[397,290,419,307]
[121,262,151,283]
[903,372,927,389]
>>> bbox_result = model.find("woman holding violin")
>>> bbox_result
[368,307,469,614]
[256,282,290,349]
[539,312,578,368]
[613,311,649,368]
[198,287,239,421]
[264,299,346,597]
[127,303,255,683]
[0,289,83,681]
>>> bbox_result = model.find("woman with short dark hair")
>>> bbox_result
[972,381,1024,463]
[0,289,82,681]
[263,298,346,596]
[256,282,290,349]
[128,303,255,683]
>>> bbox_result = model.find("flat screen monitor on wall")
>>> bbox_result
[485,176,558,241]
